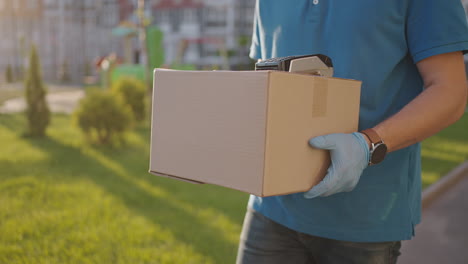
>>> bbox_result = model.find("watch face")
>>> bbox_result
[371,143,387,164]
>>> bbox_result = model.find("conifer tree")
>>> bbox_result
[5,64,13,83]
[25,45,50,137]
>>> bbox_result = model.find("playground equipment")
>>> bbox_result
[109,23,164,86]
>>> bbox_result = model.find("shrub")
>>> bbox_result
[111,77,147,122]
[5,64,13,83]
[73,90,133,145]
[25,45,50,137]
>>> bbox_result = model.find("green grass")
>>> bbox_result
[0,113,466,263]
[420,112,468,188]
[0,114,248,264]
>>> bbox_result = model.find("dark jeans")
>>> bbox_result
[236,209,401,264]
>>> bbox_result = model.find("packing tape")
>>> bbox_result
[312,80,328,117]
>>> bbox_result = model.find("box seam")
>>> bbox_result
[262,71,272,196]
[149,170,205,184]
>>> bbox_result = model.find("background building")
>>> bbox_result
[0,0,44,81]
[0,0,255,84]
[0,0,121,83]
[120,0,256,69]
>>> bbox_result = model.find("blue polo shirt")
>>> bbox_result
[249,0,468,242]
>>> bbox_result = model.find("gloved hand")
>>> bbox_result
[303,132,370,199]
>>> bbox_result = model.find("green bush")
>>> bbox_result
[73,90,133,145]
[25,45,50,137]
[5,64,13,83]
[111,77,147,122]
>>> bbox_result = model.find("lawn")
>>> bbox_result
[0,113,467,263]
[0,114,248,263]
[420,111,468,188]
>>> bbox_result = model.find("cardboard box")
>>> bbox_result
[149,69,361,197]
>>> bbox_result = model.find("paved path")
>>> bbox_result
[399,173,468,264]
[0,90,85,114]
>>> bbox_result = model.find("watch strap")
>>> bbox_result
[361,128,382,144]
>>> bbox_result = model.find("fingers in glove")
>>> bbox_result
[309,134,339,150]
[303,167,336,199]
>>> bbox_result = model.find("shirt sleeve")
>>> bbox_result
[406,0,468,63]
[249,0,262,60]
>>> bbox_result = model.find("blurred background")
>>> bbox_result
[0,1,467,264]
[0,0,255,86]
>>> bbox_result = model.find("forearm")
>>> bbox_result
[369,52,468,152]
[373,83,467,152]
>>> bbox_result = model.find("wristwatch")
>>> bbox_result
[360,128,388,166]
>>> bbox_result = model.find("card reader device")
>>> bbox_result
[255,54,334,77]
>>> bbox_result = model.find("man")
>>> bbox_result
[237,0,468,263]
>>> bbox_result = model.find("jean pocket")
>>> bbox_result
[327,240,401,264]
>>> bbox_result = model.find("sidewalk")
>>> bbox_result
[399,170,468,264]
[0,89,84,114]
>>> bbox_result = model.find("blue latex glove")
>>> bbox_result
[304,132,370,199]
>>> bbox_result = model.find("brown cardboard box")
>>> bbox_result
[149,69,361,197]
